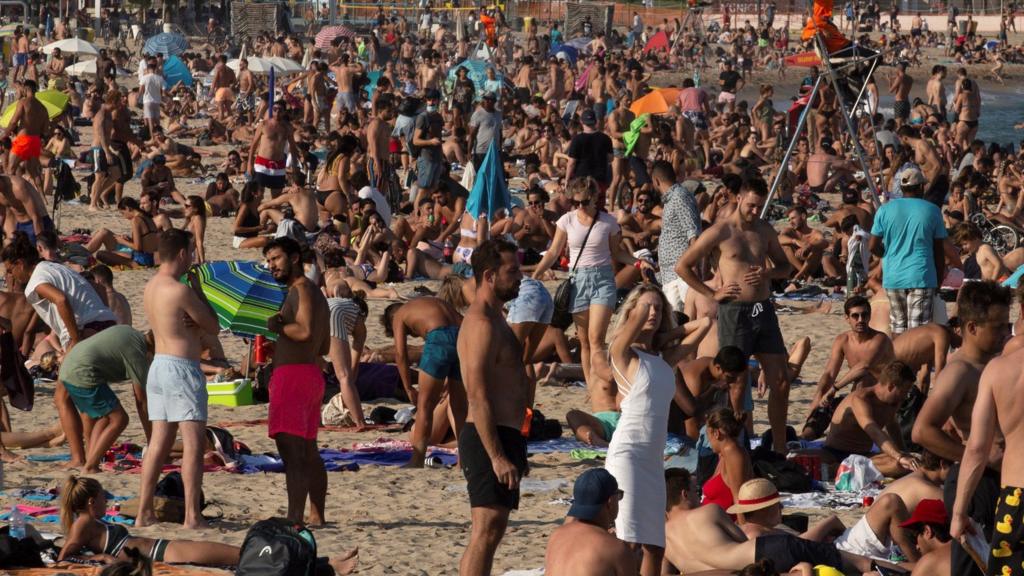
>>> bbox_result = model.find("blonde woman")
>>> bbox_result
[604,284,688,576]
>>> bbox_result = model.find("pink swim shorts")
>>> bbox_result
[268,363,325,441]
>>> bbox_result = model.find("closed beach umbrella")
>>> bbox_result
[315,25,356,49]
[0,90,70,127]
[143,32,189,56]
[42,37,99,56]
[188,261,287,339]
[466,139,511,221]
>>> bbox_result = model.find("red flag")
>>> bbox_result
[643,31,670,54]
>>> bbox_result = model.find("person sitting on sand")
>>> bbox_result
[831,451,951,563]
[663,471,873,574]
[679,346,750,439]
[953,221,1024,282]
[58,476,359,573]
[204,172,239,217]
[892,319,961,388]
[728,478,845,542]
[803,296,894,440]
[799,360,920,478]
[83,197,160,268]
[139,155,185,205]
[902,499,954,576]
[89,265,131,326]
[544,468,636,575]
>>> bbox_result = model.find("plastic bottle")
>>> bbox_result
[443,238,454,263]
[10,506,26,540]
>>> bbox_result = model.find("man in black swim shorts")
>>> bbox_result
[457,240,530,576]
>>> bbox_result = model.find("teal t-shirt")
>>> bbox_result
[870,197,947,289]
[58,325,150,389]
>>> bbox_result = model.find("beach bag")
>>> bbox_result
[238,518,317,576]
[0,331,33,411]
[0,524,51,567]
[834,454,884,492]
[551,217,597,330]
[321,394,356,427]
[753,458,812,493]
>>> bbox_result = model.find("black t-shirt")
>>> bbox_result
[567,131,613,185]
[719,70,741,92]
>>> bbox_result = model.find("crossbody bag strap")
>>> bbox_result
[570,214,599,274]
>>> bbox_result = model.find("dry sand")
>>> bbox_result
[0,43,1021,574]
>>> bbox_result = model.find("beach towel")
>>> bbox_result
[623,114,650,158]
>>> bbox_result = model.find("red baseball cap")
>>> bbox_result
[899,499,948,529]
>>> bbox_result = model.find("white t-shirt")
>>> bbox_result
[25,261,116,348]
[140,73,163,104]
[556,211,620,269]
[357,186,392,227]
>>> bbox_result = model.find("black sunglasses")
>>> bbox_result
[528,200,544,206]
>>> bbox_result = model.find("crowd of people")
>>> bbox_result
[0,0,1022,574]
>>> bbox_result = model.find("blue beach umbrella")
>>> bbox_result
[144,32,188,56]
[466,139,510,221]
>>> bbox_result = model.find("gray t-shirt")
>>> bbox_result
[469,108,502,156]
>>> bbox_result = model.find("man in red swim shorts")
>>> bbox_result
[264,237,332,526]
[0,79,48,192]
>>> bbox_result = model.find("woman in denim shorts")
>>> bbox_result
[532,177,657,393]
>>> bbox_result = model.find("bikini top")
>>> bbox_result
[701,473,736,516]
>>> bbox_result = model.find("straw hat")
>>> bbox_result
[725,478,781,515]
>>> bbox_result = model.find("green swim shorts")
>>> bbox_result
[594,410,621,440]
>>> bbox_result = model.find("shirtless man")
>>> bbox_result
[926,65,948,118]
[663,471,872,574]
[331,54,363,123]
[0,79,48,193]
[542,56,565,102]
[365,94,395,202]
[811,360,919,478]
[893,321,960,387]
[588,65,608,126]
[676,178,794,453]
[210,55,236,121]
[383,297,464,468]
[953,222,1009,281]
[307,62,329,132]
[248,99,299,198]
[779,205,840,283]
[137,229,220,529]
[457,239,530,576]
[512,189,556,257]
[618,190,661,253]
[543,469,635,576]
[257,174,319,235]
[88,91,119,210]
[805,136,853,194]
[1005,282,1024,355]
[951,303,1023,576]
[513,56,533,104]
[806,296,894,420]
[108,91,138,205]
[417,51,442,94]
[897,125,948,207]
[914,280,1010,576]
[12,28,27,83]
[235,58,256,123]
[264,237,331,526]
[889,62,914,125]
[680,346,750,439]
[0,174,52,246]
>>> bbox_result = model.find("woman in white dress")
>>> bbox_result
[604,284,690,576]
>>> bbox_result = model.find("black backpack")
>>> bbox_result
[238,518,317,576]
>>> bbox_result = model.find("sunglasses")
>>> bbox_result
[528,200,544,206]
[572,198,592,208]
[847,312,868,320]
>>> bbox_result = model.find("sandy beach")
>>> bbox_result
[0,26,1021,575]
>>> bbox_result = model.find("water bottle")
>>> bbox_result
[395,406,416,425]
[10,506,26,540]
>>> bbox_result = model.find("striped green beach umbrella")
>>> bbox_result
[188,261,286,340]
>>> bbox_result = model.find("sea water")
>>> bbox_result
[872,89,1024,148]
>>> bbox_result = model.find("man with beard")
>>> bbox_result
[458,239,530,576]
[912,281,1012,576]
[264,237,331,526]
[676,178,794,453]
[802,296,895,439]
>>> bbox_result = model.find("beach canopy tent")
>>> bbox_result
[162,55,193,89]
[630,88,681,116]
[552,44,578,66]
[42,37,98,56]
[144,32,189,56]
[643,31,670,54]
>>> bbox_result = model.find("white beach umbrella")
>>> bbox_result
[227,57,276,74]
[265,57,304,75]
[64,58,98,76]
[42,38,99,56]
